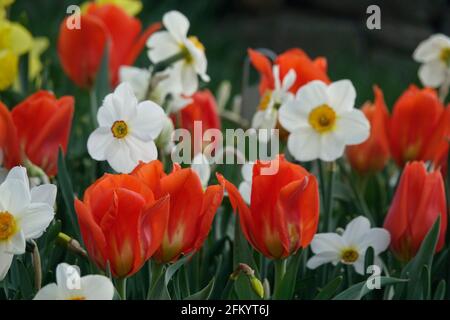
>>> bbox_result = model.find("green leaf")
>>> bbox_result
[273,250,303,299]
[433,280,446,300]
[395,216,441,299]
[314,276,343,300]
[57,148,81,241]
[185,278,215,300]
[333,277,407,300]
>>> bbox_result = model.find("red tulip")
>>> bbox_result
[346,86,390,174]
[217,155,319,259]
[383,161,447,261]
[177,90,221,155]
[0,101,20,168]
[248,48,330,96]
[389,85,447,167]
[58,3,160,88]
[11,91,74,177]
[75,173,169,278]
[132,160,224,263]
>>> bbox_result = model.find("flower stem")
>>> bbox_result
[116,277,127,300]
[318,161,336,232]
[89,89,98,128]
[439,71,450,103]
[273,259,286,298]
[30,240,42,291]
[146,261,165,299]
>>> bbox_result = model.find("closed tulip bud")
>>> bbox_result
[250,276,264,299]
[75,174,170,278]
[11,91,74,177]
[346,86,390,174]
[389,85,446,167]
[131,160,224,263]
[218,155,319,259]
[58,3,160,88]
[383,161,447,261]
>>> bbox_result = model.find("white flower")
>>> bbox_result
[191,153,211,188]
[307,216,390,275]
[238,163,253,204]
[34,263,114,300]
[119,65,192,112]
[279,80,370,162]
[0,166,56,280]
[413,34,450,88]
[146,10,209,95]
[87,83,166,174]
[252,66,296,142]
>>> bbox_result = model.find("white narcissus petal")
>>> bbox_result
[163,10,190,43]
[281,69,296,91]
[352,257,365,275]
[360,228,391,255]
[31,184,57,207]
[119,66,150,101]
[413,34,450,62]
[238,181,252,205]
[278,100,309,133]
[17,203,54,239]
[310,233,345,254]
[80,275,115,300]
[287,127,321,162]
[6,230,26,254]
[306,251,340,269]
[342,216,371,246]
[252,110,278,143]
[335,109,370,145]
[294,80,328,114]
[98,84,137,126]
[129,101,165,140]
[192,153,211,187]
[87,127,113,161]
[147,31,180,63]
[0,178,31,215]
[180,62,199,96]
[319,133,345,162]
[125,136,158,164]
[170,95,192,112]
[418,60,448,88]
[0,251,13,281]
[33,283,60,300]
[4,166,29,190]
[327,79,356,113]
[105,140,135,173]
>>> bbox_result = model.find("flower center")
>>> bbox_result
[68,296,86,300]
[308,104,336,133]
[258,91,273,111]
[111,120,128,139]
[340,248,359,264]
[440,47,450,66]
[0,211,17,241]
[188,36,205,52]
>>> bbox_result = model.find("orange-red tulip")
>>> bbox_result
[218,155,319,259]
[248,48,330,95]
[346,86,390,174]
[11,91,74,177]
[177,90,221,155]
[0,101,20,168]
[132,160,224,263]
[383,161,447,261]
[75,173,169,278]
[58,3,160,88]
[389,85,447,167]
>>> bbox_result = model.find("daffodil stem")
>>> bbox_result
[116,277,127,300]
[89,89,98,128]
[146,261,165,299]
[30,240,42,291]
[318,161,336,232]
[439,72,450,103]
[152,52,186,74]
[273,259,286,298]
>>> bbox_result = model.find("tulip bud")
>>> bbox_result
[250,275,265,299]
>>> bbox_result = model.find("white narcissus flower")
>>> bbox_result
[279,79,370,162]
[307,216,390,275]
[34,263,114,300]
[252,66,296,142]
[0,166,56,280]
[146,10,209,95]
[238,163,254,204]
[87,83,166,174]
[191,153,211,188]
[413,34,450,88]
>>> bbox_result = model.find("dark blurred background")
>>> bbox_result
[9,0,450,109]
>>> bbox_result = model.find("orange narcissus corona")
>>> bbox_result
[217,155,319,260]
[74,173,170,278]
[389,85,448,168]
[383,161,447,261]
[346,85,390,174]
[132,160,224,263]
[58,3,160,88]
